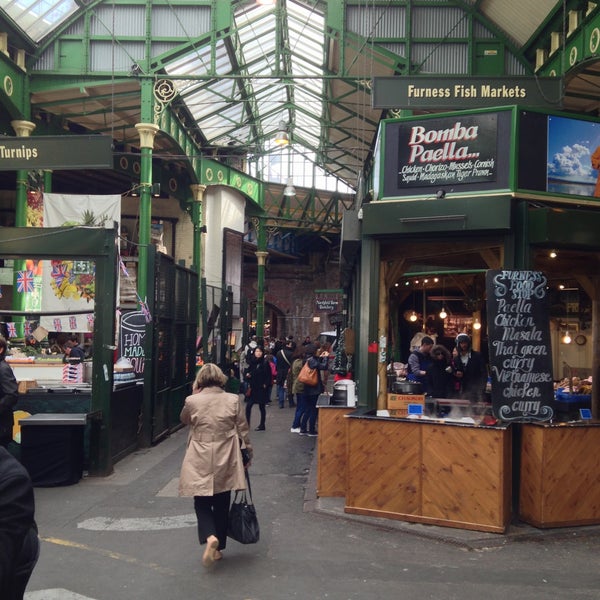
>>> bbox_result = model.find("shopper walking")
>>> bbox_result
[299,344,329,437]
[289,347,306,433]
[244,346,272,431]
[179,363,253,568]
[276,338,294,408]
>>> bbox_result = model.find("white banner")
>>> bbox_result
[40,194,121,333]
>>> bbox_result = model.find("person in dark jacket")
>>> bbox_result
[426,344,453,398]
[275,339,294,408]
[0,336,18,449]
[0,446,39,599]
[407,336,434,393]
[244,346,272,431]
[452,333,487,402]
[299,344,329,437]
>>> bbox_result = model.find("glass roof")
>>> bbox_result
[3,0,78,42]
[166,0,328,184]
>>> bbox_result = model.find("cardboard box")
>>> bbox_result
[18,380,37,394]
[387,393,425,417]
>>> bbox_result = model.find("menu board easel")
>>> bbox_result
[486,270,555,422]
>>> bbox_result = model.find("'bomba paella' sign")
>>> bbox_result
[397,114,498,189]
[486,270,555,422]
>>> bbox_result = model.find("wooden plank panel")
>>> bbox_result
[317,407,353,497]
[519,425,545,524]
[421,425,509,529]
[520,425,600,527]
[346,418,421,515]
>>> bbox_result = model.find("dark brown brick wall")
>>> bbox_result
[242,253,341,342]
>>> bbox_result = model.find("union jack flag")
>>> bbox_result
[6,322,17,338]
[137,294,152,323]
[119,258,129,278]
[86,314,94,330]
[69,316,77,330]
[16,270,34,293]
[23,321,32,336]
[51,263,68,287]
[53,318,63,332]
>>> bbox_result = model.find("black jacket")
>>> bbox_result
[0,446,37,599]
[275,347,293,385]
[244,358,272,403]
[0,356,18,447]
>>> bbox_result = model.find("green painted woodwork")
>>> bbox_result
[534,4,600,77]
[362,196,513,236]
[0,56,28,119]
[0,227,118,476]
[529,206,600,249]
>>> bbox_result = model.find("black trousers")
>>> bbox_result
[245,400,266,428]
[193,491,231,551]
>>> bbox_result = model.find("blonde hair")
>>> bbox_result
[193,363,228,390]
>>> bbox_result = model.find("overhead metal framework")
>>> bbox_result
[1,0,584,235]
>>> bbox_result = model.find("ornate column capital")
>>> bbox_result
[255,250,269,266]
[11,120,35,137]
[135,123,160,149]
[190,184,207,202]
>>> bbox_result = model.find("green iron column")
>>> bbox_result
[134,123,160,301]
[190,184,207,361]
[255,219,268,342]
[11,120,36,334]
[43,170,52,193]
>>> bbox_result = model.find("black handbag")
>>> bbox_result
[227,471,260,544]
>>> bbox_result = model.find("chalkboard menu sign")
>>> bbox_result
[118,310,146,381]
[486,270,555,422]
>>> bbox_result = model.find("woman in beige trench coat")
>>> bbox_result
[179,363,253,567]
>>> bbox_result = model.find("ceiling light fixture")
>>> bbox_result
[274,121,290,146]
[549,250,557,258]
[473,318,482,330]
[283,177,296,196]
[256,0,276,5]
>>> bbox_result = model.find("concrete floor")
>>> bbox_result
[24,401,600,600]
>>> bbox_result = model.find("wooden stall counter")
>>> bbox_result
[520,421,600,528]
[316,398,354,497]
[345,411,512,533]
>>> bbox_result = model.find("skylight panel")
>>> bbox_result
[4,0,79,41]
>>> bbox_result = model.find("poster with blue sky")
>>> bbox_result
[547,115,600,197]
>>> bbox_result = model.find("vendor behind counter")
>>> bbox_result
[63,336,85,363]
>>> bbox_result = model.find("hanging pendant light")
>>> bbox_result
[439,276,447,319]
[473,318,482,330]
[274,121,290,146]
[283,177,296,196]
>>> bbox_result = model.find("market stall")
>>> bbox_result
[344,409,512,533]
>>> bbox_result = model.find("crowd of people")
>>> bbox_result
[406,332,488,401]
[218,333,336,435]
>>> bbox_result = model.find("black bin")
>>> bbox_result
[19,413,87,486]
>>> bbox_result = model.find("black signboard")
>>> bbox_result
[118,310,147,381]
[396,114,498,189]
[0,135,112,171]
[372,77,562,110]
[486,270,555,422]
